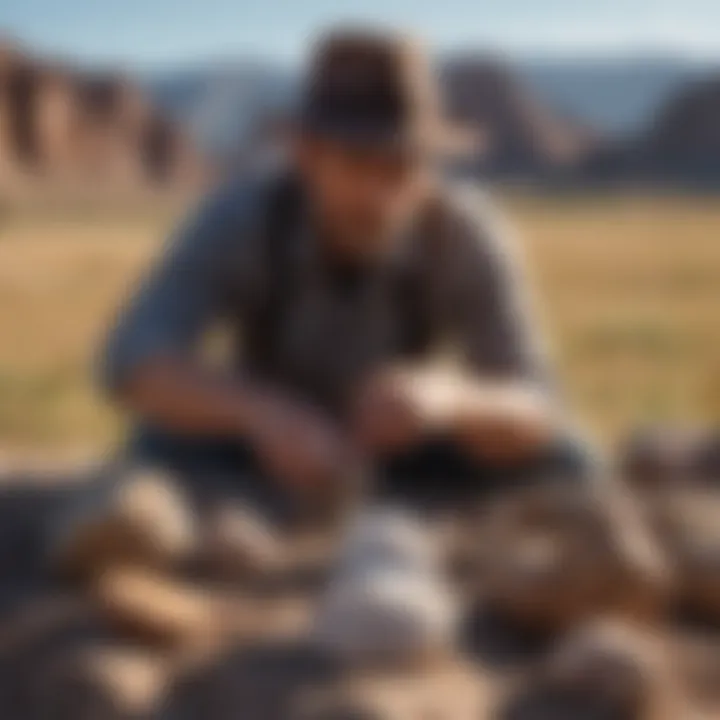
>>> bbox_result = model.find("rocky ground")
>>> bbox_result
[2,431,720,719]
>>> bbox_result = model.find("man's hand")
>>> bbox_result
[121,358,354,491]
[352,365,556,464]
[248,392,354,490]
[351,365,485,453]
[451,383,555,463]
[351,369,426,453]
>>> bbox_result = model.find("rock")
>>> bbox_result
[92,565,222,648]
[311,661,490,720]
[337,506,443,576]
[500,619,680,720]
[199,501,285,583]
[32,642,172,719]
[673,633,720,711]
[0,40,205,189]
[178,640,341,720]
[50,465,198,582]
[651,486,720,621]
[639,77,720,181]
[620,427,720,489]
[293,691,386,720]
[312,507,456,667]
[0,595,106,718]
[693,433,720,483]
[0,594,99,664]
[597,482,677,621]
[471,483,672,633]
[441,58,597,176]
[313,569,457,668]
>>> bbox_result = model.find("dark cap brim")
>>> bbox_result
[295,110,479,159]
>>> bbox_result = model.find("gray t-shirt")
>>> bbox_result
[102,172,548,416]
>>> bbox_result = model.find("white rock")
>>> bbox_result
[337,506,440,576]
[314,567,457,665]
[314,505,455,665]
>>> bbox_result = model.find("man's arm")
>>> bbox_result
[436,190,558,460]
[102,181,259,435]
[350,192,558,461]
[101,181,350,486]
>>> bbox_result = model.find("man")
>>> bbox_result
[100,31,591,520]
[53,28,598,663]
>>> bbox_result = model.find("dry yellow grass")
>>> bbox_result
[0,192,719,452]
[0,210,174,450]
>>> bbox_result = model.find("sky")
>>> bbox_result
[2,0,720,69]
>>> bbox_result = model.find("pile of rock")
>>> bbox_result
[2,429,720,718]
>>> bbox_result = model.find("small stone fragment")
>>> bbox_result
[92,565,221,648]
[50,465,198,582]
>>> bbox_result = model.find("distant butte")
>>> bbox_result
[0,39,207,192]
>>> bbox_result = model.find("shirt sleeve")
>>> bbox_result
[446,188,551,387]
[100,180,260,395]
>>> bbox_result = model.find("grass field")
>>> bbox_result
[1,192,719,453]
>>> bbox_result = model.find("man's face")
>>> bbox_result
[292,133,433,263]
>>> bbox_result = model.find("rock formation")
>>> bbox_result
[640,76,720,182]
[0,40,205,191]
[441,57,598,177]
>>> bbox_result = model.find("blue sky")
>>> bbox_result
[2,0,719,68]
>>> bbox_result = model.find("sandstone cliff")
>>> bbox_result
[0,41,205,192]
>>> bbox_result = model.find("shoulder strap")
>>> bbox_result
[244,173,303,376]
[246,177,450,369]
[397,191,451,358]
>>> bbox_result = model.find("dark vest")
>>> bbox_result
[234,174,451,409]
